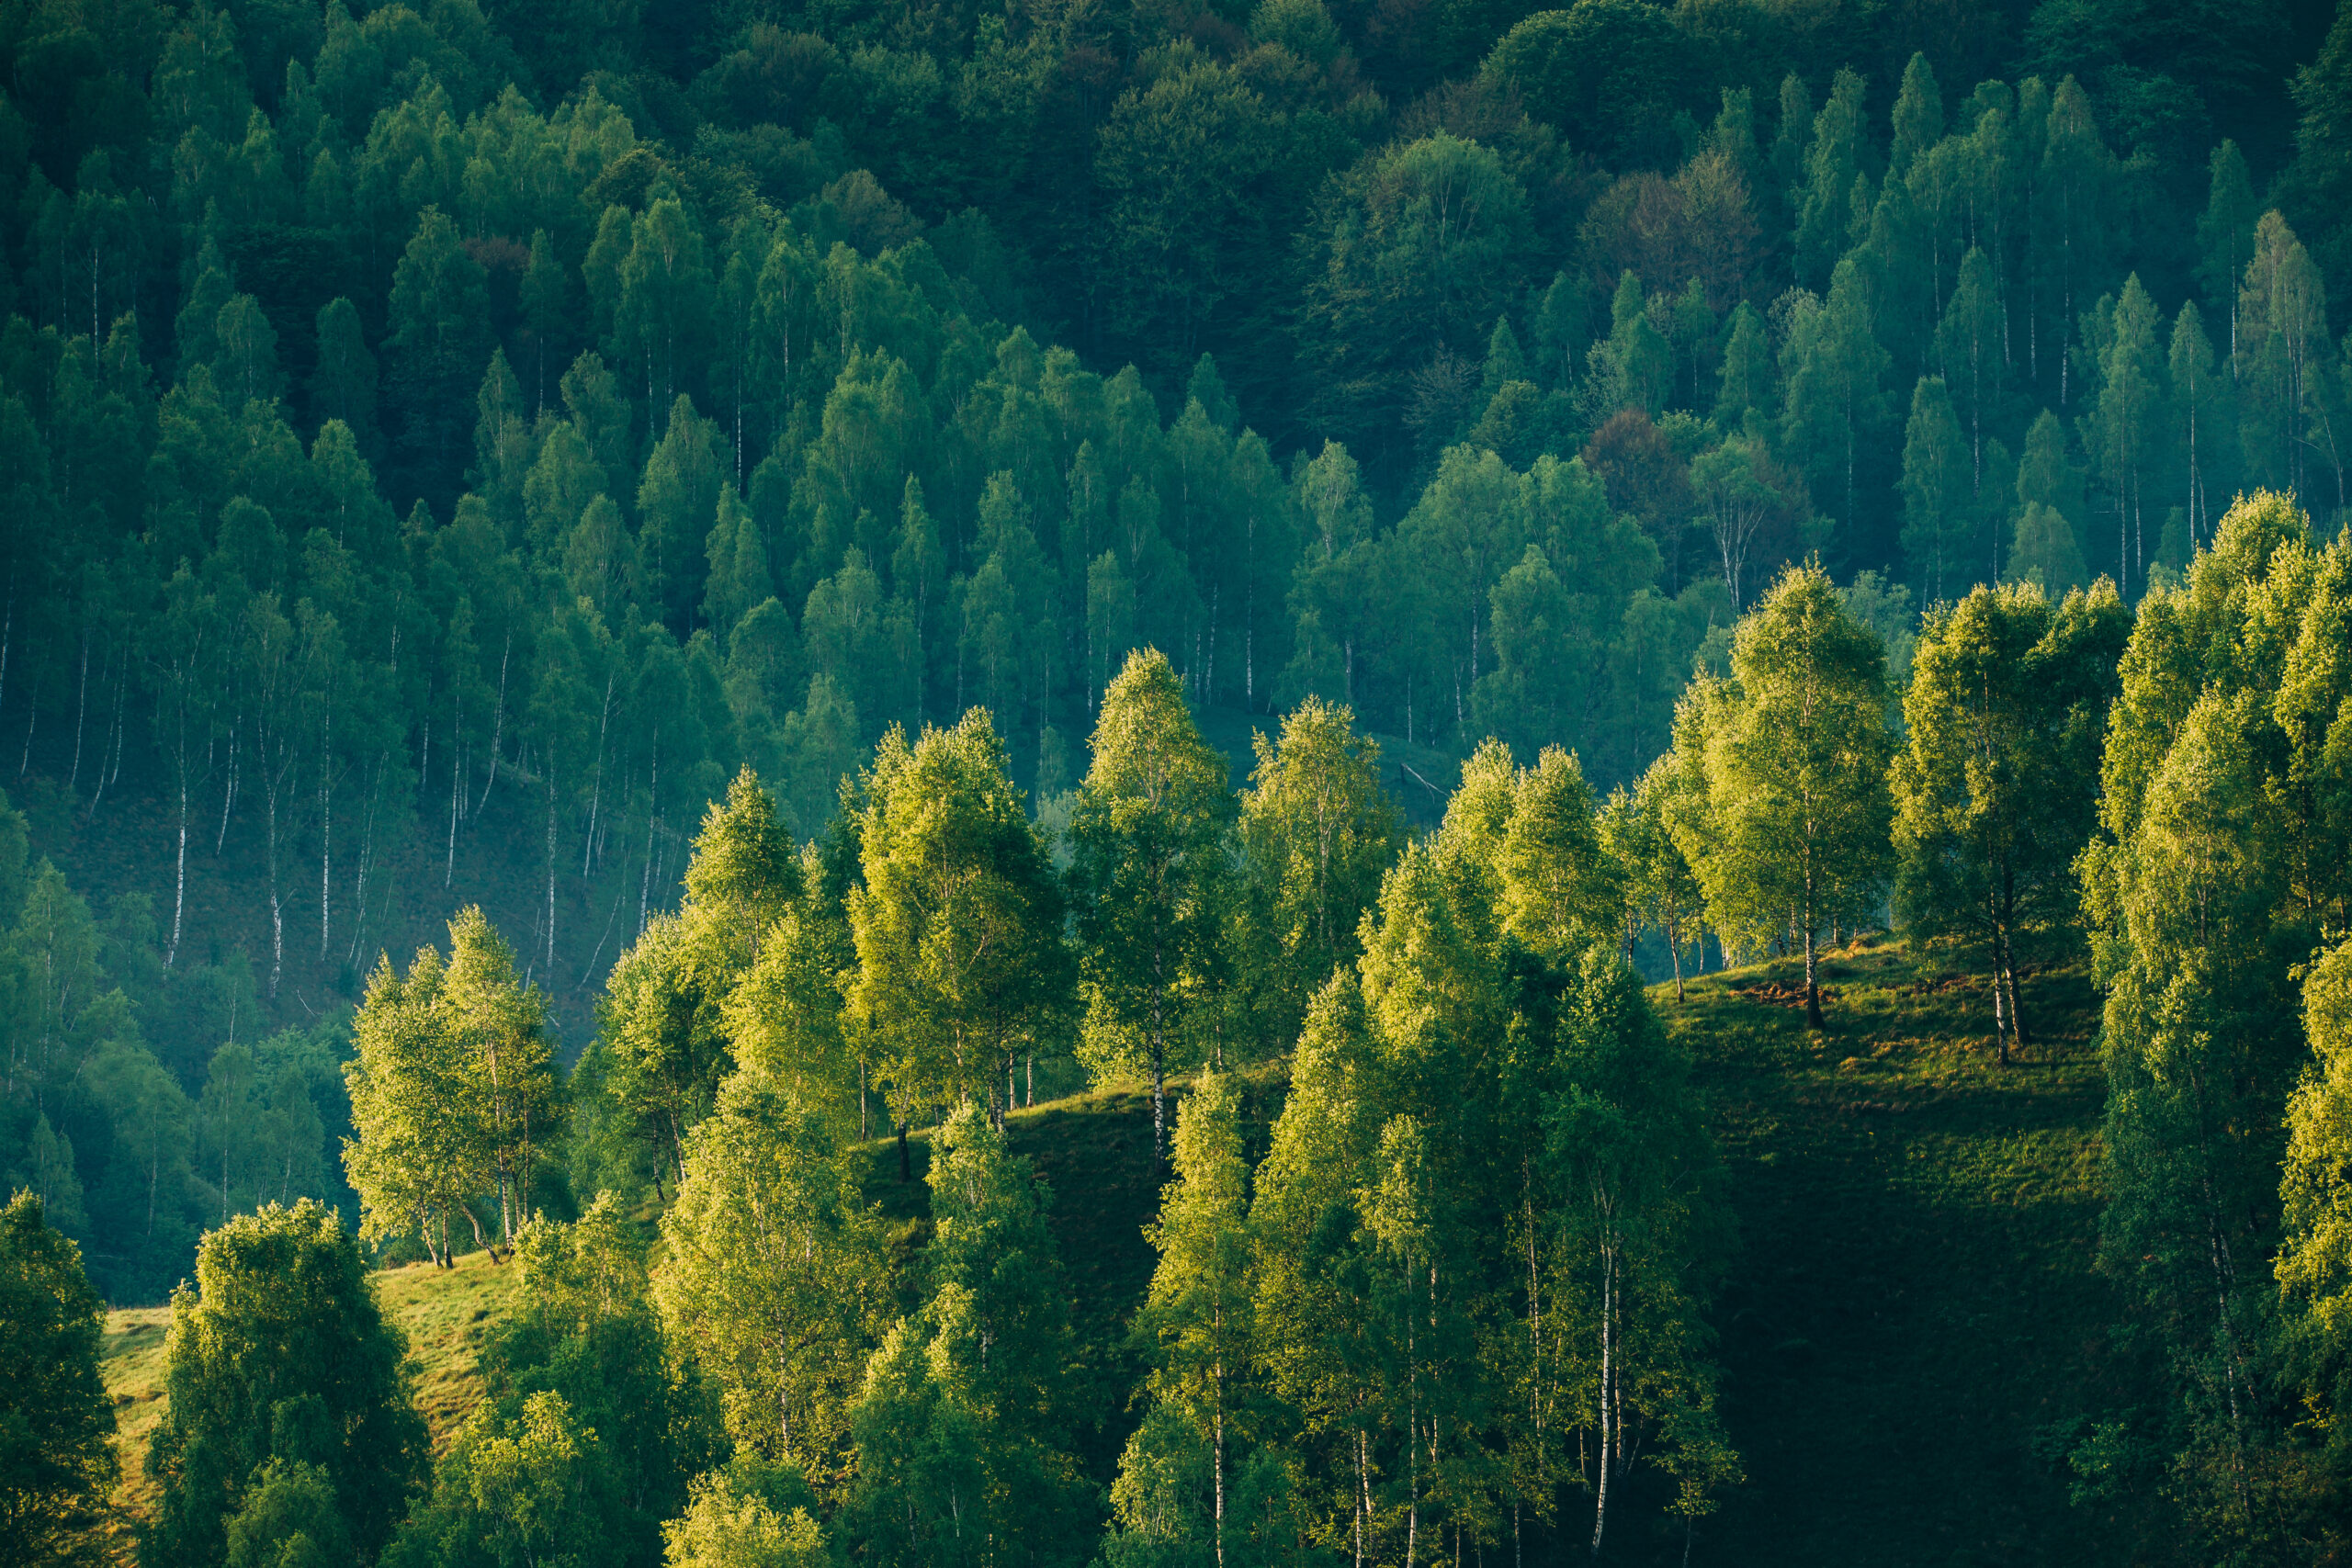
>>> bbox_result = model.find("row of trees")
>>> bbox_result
[321,644,1738,1567]
[6,0,2352,1158]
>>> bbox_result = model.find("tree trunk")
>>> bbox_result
[168,776,189,967]
[1803,873,1823,1031]
[319,708,333,964]
[477,633,509,813]
[897,1119,911,1182]
[1592,1238,1614,1560]
[67,628,88,791]
[1214,1360,1227,1568]
[1150,937,1168,1176]
[266,786,285,1000]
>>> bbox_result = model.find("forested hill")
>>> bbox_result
[6,1,2352,1561]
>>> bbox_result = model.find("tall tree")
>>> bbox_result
[845,712,1070,1160]
[1115,1070,1256,1568]
[144,1201,427,1568]
[1071,649,1237,1168]
[1891,580,2129,1060]
[1234,696,1400,1045]
[1682,563,1894,1027]
[1898,377,1973,601]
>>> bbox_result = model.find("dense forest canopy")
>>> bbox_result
[5,0,2352,1561]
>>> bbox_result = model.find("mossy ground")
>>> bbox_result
[97,941,2133,1563]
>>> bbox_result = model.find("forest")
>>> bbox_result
[3,0,2352,1560]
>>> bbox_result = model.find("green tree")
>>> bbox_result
[383,208,489,501]
[1497,745,1622,967]
[1295,133,1533,468]
[1114,1070,1255,1568]
[1780,258,1892,547]
[663,1463,830,1568]
[1794,69,1868,288]
[0,1190,117,1568]
[1610,755,1706,999]
[1684,563,1894,1027]
[1899,377,1974,601]
[1233,697,1399,1046]
[655,1072,881,1476]
[145,1201,426,1568]
[2086,276,2164,595]
[844,1105,1088,1567]
[2077,491,2352,1549]
[1070,650,1236,1168]
[846,712,1070,1157]
[2012,410,2088,592]
[1891,580,2130,1061]
[384,1390,613,1568]
[344,909,557,1266]
[2196,141,2259,357]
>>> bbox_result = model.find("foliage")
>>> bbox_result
[143,1201,427,1568]
[0,1190,117,1568]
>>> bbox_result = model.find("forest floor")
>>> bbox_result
[95,938,2143,1564]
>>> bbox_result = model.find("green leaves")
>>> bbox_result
[0,1191,117,1568]
[145,1201,426,1568]
[344,908,560,1264]
[1892,578,2127,1054]
[1069,651,1234,1163]
[1678,562,1893,1022]
[847,711,1069,1125]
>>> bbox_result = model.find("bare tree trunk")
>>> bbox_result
[477,633,510,813]
[1592,1237,1614,1560]
[266,785,285,999]
[1804,869,1824,1031]
[546,772,558,971]
[168,775,189,967]
[319,706,333,964]
[66,628,88,791]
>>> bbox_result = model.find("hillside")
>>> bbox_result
[97,939,2130,1562]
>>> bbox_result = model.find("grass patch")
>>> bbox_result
[1668,934,2142,1565]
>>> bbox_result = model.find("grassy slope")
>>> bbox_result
[1679,936,2148,1566]
[97,941,2135,1563]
